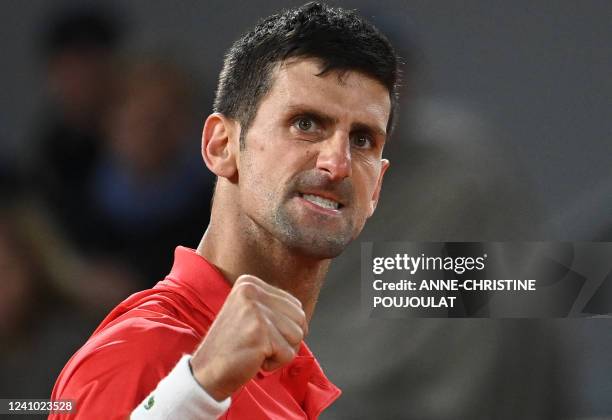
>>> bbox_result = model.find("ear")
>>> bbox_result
[368,158,390,217]
[201,113,239,180]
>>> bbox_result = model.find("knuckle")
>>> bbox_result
[295,309,307,328]
[245,305,271,335]
[239,299,261,323]
[244,317,266,342]
[297,307,306,322]
[296,326,305,341]
[233,281,260,301]
[290,329,304,346]
[251,303,268,323]
[290,295,303,308]
[236,274,261,285]
[235,274,252,284]
[280,345,296,363]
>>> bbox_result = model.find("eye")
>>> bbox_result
[351,132,374,149]
[294,116,316,132]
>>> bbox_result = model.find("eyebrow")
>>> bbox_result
[286,104,387,138]
[352,122,387,138]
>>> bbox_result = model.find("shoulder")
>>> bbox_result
[51,289,211,419]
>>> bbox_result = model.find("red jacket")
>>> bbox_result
[51,247,340,419]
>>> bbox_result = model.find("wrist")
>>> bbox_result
[188,357,232,402]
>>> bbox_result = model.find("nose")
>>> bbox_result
[315,131,352,181]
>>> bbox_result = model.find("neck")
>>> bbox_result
[196,188,330,323]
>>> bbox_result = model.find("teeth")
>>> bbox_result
[302,194,340,210]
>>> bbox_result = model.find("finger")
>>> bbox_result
[235,275,302,308]
[236,275,302,309]
[257,291,308,336]
[257,302,304,347]
[260,317,298,371]
[232,276,307,336]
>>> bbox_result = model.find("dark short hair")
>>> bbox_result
[213,2,400,148]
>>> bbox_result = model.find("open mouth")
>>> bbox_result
[299,193,343,211]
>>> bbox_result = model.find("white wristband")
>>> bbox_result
[131,355,231,419]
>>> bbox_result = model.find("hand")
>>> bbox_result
[190,274,307,401]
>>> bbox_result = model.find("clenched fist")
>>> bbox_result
[190,274,307,401]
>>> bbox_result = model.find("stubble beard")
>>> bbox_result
[270,199,355,259]
[242,162,358,259]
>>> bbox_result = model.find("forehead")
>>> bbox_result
[262,58,391,131]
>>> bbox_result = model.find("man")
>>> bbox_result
[50,2,399,419]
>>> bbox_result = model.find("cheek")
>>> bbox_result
[240,155,282,204]
[354,164,380,198]
[351,166,382,218]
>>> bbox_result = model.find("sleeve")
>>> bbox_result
[131,355,230,419]
[50,314,204,420]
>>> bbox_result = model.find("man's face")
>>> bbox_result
[237,58,390,259]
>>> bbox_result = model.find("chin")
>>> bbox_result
[286,235,351,260]
[271,209,355,259]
